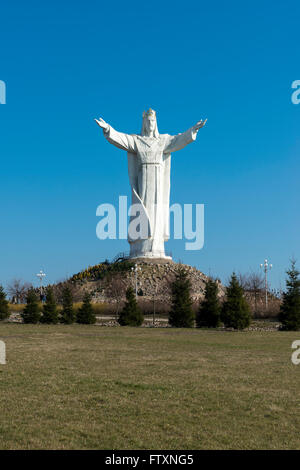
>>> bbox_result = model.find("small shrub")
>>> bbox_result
[21,290,41,324]
[221,273,251,330]
[279,260,300,331]
[118,287,144,326]
[40,287,59,324]
[76,293,96,324]
[196,279,221,328]
[0,286,10,321]
[60,286,76,324]
[169,267,194,328]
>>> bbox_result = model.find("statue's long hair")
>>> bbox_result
[141,109,159,137]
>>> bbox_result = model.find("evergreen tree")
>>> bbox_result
[169,268,194,328]
[279,260,300,331]
[76,293,96,324]
[196,279,221,328]
[221,273,251,330]
[118,287,144,326]
[40,286,59,324]
[60,286,76,324]
[21,289,41,324]
[0,286,10,321]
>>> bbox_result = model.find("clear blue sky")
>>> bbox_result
[0,0,299,291]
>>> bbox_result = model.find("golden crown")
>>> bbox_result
[143,108,156,118]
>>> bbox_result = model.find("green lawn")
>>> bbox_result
[0,324,299,449]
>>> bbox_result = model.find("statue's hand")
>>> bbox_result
[94,117,109,131]
[193,119,207,131]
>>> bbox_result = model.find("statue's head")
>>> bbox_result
[141,108,159,137]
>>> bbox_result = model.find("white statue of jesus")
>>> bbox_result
[95,109,206,259]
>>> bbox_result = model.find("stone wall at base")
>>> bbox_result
[90,261,225,303]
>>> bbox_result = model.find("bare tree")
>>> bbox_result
[247,272,264,291]
[238,272,250,290]
[7,279,32,303]
[247,272,264,314]
[238,272,264,291]
[237,272,264,314]
[106,274,126,319]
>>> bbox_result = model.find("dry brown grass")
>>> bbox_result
[0,324,299,449]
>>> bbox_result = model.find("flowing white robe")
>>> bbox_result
[103,125,198,258]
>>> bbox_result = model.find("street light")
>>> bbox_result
[153,285,158,326]
[260,259,272,309]
[36,269,46,296]
[131,263,141,298]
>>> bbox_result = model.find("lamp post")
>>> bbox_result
[152,285,158,327]
[36,269,46,297]
[260,259,272,309]
[131,263,141,298]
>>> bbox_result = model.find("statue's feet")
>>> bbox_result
[130,252,172,260]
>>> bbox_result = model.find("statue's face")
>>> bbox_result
[146,116,156,134]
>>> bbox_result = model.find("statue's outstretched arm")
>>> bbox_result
[95,117,136,153]
[95,117,109,131]
[164,119,207,154]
